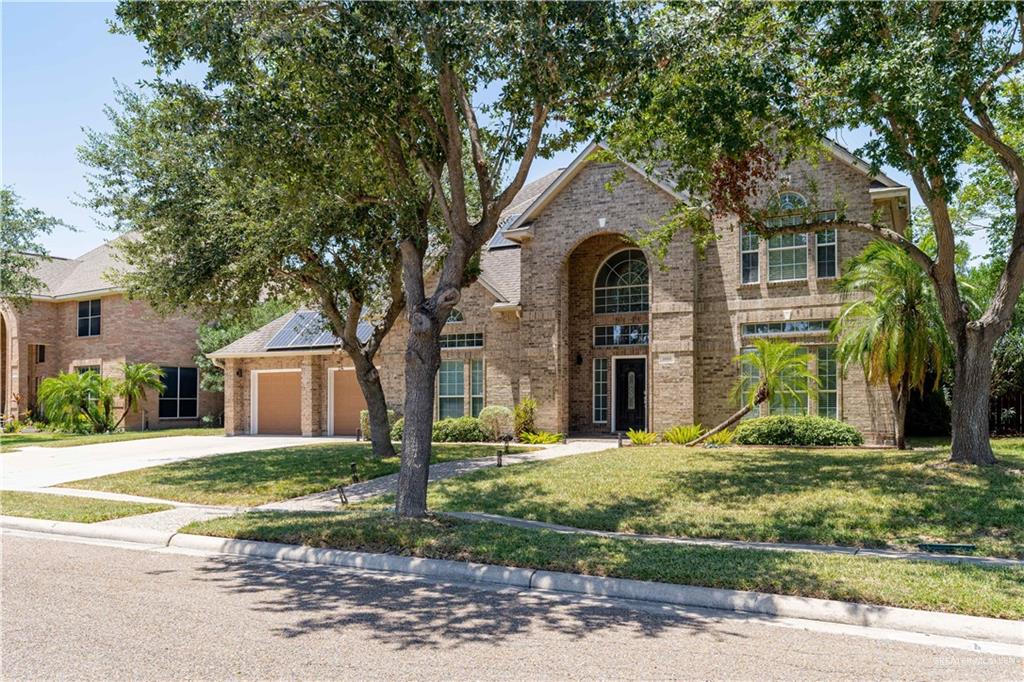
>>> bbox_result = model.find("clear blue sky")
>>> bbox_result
[3,2,982,260]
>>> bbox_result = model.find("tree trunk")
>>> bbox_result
[395,319,441,517]
[949,330,997,465]
[350,354,396,459]
[890,383,908,450]
[686,403,754,447]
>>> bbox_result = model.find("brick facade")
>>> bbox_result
[1,294,221,430]
[217,146,906,445]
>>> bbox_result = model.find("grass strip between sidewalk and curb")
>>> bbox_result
[62,443,533,506]
[181,510,1024,621]
[0,490,172,523]
[0,427,224,452]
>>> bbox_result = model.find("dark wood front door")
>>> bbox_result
[614,358,646,432]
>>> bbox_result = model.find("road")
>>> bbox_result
[1,533,1019,681]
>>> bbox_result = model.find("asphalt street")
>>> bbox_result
[2,532,1020,681]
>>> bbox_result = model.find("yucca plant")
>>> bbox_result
[687,339,818,446]
[663,424,702,444]
[38,370,117,433]
[705,428,735,446]
[626,428,658,445]
[113,362,166,429]
[831,240,953,449]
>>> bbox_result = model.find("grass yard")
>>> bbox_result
[64,442,529,507]
[0,490,171,523]
[0,427,223,453]
[357,438,1024,559]
[183,510,1024,620]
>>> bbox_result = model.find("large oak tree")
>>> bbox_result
[112,1,648,516]
[611,1,1024,465]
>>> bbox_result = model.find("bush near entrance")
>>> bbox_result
[432,417,488,443]
[733,416,863,447]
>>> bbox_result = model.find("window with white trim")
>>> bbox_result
[447,308,464,323]
[470,359,484,418]
[159,367,198,419]
[593,358,609,423]
[766,192,808,282]
[438,360,464,419]
[594,249,649,313]
[739,347,762,418]
[77,299,101,337]
[767,233,808,281]
[439,333,483,349]
[816,229,837,278]
[594,324,649,347]
[769,351,809,416]
[817,346,838,419]
[741,226,759,284]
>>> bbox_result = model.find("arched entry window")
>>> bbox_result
[594,249,649,313]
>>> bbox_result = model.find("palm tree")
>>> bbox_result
[37,370,117,433]
[113,363,166,430]
[687,339,818,446]
[831,240,951,449]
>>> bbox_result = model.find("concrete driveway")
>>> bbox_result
[1,435,346,489]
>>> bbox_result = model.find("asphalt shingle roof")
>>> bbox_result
[26,237,135,298]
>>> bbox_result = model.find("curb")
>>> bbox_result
[3,516,1021,647]
[0,516,174,546]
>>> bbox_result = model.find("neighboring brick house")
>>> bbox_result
[211,141,908,444]
[0,239,222,429]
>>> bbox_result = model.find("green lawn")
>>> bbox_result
[0,490,171,523]
[358,438,1024,559]
[0,427,224,453]
[183,510,1024,620]
[64,443,528,507]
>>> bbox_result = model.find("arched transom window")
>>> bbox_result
[594,249,649,314]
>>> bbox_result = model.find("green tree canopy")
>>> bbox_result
[0,187,65,307]
[611,1,1024,464]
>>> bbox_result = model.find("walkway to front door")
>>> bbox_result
[613,356,646,432]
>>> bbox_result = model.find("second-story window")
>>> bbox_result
[77,299,101,337]
[816,229,837,278]
[766,192,809,282]
[594,249,649,313]
[740,226,759,284]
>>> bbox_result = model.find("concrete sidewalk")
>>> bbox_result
[258,439,619,511]
[2,434,348,489]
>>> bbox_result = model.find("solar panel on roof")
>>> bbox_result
[265,312,374,351]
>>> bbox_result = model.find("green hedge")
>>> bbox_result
[732,415,864,447]
[390,418,404,441]
[359,409,399,439]
[432,417,488,442]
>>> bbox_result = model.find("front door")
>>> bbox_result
[614,358,646,432]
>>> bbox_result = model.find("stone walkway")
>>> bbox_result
[442,511,1024,568]
[257,439,619,512]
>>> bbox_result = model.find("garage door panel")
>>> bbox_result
[332,369,367,436]
[257,372,301,435]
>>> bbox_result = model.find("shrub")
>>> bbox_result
[519,431,563,444]
[663,424,702,444]
[359,409,399,440]
[705,428,735,446]
[432,417,487,442]
[3,419,24,434]
[626,428,658,445]
[390,418,404,441]
[478,405,515,442]
[513,397,537,437]
[733,416,864,446]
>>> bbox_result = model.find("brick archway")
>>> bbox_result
[561,232,652,435]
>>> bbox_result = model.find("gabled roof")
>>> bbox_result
[209,310,374,358]
[488,168,564,249]
[23,236,136,300]
[502,141,686,236]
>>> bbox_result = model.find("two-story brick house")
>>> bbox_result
[211,141,908,443]
[0,239,222,429]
